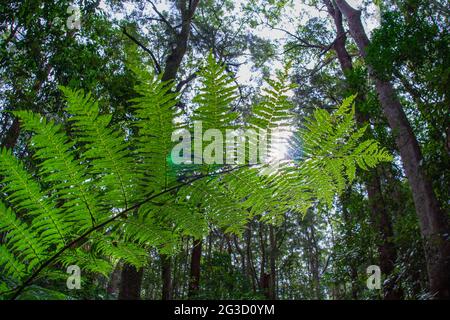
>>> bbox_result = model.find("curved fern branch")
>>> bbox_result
[6,164,250,300]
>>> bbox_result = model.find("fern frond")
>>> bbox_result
[60,86,136,210]
[299,95,392,205]
[0,245,26,281]
[13,110,101,229]
[192,53,239,131]
[0,202,47,271]
[57,248,112,277]
[249,62,296,131]
[97,239,148,269]
[246,62,297,171]
[129,60,180,193]
[0,148,68,246]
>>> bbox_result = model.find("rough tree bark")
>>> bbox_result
[334,0,450,299]
[323,0,402,299]
[307,223,321,299]
[0,118,20,150]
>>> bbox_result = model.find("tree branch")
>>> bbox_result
[175,70,199,92]
[267,24,327,51]
[148,0,177,34]
[122,27,162,74]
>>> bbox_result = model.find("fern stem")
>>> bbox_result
[7,164,251,300]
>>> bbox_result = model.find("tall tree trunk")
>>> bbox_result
[341,189,360,299]
[245,223,258,292]
[161,0,200,83]
[308,223,321,299]
[172,251,180,299]
[334,0,450,299]
[118,264,143,300]
[161,254,173,300]
[268,225,277,300]
[366,171,403,299]
[0,117,20,150]
[258,222,270,298]
[327,2,402,298]
[350,265,359,299]
[159,1,200,300]
[188,239,203,298]
[233,234,247,275]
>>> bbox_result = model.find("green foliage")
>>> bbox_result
[0,148,69,246]
[196,252,263,299]
[15,285,73,301]
[367,10,448,83]
[128,59,180,193]
[192,52,239,130]
[61,87,136,211]
[298,95,392,206]
[0,201,46,275]
[0,54,392,299]
[250,61,296,130]
[366,3,450,212]
[12,110,102,229]
[0,59,181,296]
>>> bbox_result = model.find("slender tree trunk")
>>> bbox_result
[245,223,258,292]
[233,234,246,274]
[172,251,180,299]
[334,0,450,299]
[161,254,172,300]
[159,1,200,300]
[308,224,321,299]
[258,222,271,298]
[366,171,403,299]
[181,238,191,297]
[350,265,358,299]
[340,189,360,299]
[268,225,277,300]
[188,239,203,298]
